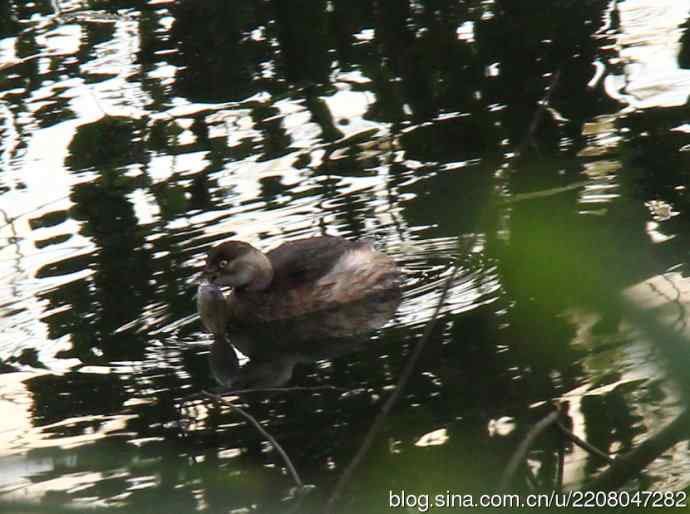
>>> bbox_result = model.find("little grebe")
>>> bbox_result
[202,235,399,322]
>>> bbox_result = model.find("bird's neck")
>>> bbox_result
[244,250,274,291]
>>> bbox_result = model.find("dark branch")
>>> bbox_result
[202,390,304,490]
[499,409,562,490]
[324,266,458,514]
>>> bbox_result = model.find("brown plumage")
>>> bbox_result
[202,235,399,323]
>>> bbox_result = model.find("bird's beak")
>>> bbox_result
[202,264,219,284]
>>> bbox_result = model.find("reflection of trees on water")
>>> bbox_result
[168,2,274,102]
[0,4,19,36]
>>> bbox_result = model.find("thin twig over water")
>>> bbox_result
[324,266,458,514]
[184,385,347,403]
[556,421,616,466]
[517,68,561,158]
[222,385,348,395]
[202,390,304,489]
[499,408,562,490]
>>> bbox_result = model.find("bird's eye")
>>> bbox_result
[219,259,229,269]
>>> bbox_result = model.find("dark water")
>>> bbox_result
[2,1,690,512]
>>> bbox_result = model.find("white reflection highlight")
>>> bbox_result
[415,428,449,447]
[607,0,690,108]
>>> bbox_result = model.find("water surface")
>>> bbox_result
[2,1,690,512]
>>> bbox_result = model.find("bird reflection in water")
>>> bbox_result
[197,280,401,389]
